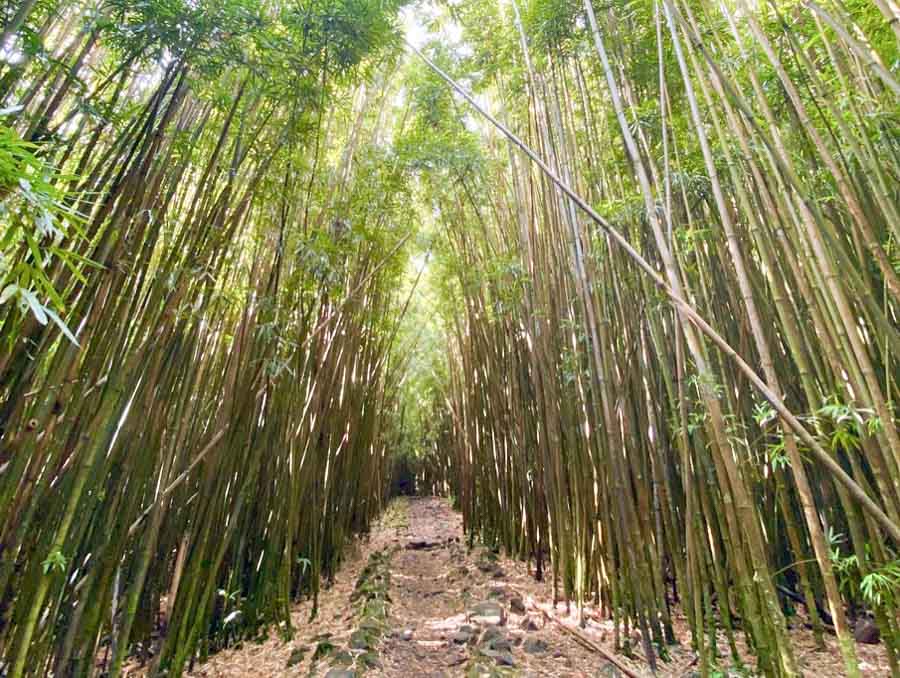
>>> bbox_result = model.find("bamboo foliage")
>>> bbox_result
[410,0,899,676]
[0,1,413,676]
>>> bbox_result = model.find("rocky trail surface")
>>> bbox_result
[176,497,890,677]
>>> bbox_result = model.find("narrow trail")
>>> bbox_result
[377,497,474,675]
[181,498,888,677]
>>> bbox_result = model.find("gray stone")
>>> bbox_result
[349,630,371,650]
[324,670,356,678]
[332,650,354,666]
[286,645,309,667]
[470,601,505,625]
[479,625,512,654]
[401,628,414,641]
[450,630,473,644]
[483,649,516,667]
[522,637,549,654]
[472,601,503,615]
[358,651,382,669]
[509,595,526,614]
[489,637,512,652]
[480,625,504,643]
[855,618,881,644]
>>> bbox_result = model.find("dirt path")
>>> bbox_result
[374,498,641,677]
[373,498,660,678]
[180,497,889,678]
[376,497,472,675]
[182,497,640,677]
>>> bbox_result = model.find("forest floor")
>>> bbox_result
[174,497,890,678]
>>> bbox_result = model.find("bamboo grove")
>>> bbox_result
[1,0,899,676]
[408,1,900,677]
[0,0,419,675]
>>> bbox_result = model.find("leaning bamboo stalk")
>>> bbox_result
[406,39,900,547]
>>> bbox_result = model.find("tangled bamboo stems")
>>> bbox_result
[405,1,900,675]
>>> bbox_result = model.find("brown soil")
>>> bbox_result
[168,497,890,678]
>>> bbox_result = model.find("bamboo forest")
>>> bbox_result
[0,0,898,675]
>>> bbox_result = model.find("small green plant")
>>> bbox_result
[41,548,67,575]
[828,529,861,598]
[217,587,241,604]
[686,409,707,435]
[814,395,881,454]
[753,401,777,428]
[860,560,900,607]
[766,438,789,470]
